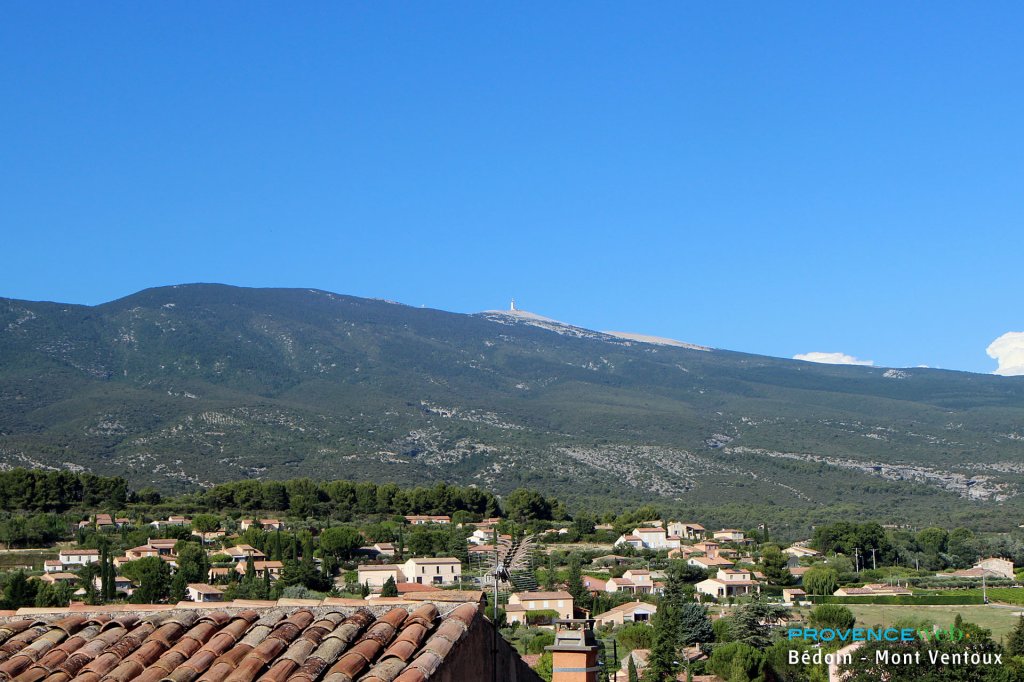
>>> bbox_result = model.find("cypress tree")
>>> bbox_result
[627,655,639,682]
[99,547,109,600]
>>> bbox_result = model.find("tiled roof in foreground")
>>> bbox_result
[0,594,521,682]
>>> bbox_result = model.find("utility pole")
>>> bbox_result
[870,548,877,571]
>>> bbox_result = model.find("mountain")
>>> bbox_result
[2,284,1023,529]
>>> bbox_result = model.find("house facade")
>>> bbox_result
[695,568,760,599]
[357,564,405,589]
[403,557,461,585]
[58,549,101,566]
[505,591,574,625]
[186,583,225,602]
[593,600,658,627]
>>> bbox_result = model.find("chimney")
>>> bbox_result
[547,620,601,682]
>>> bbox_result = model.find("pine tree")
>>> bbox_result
[677,602,714,647]
[643,607,679,681]
[381,576,399,597]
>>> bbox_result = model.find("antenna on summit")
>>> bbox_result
[510,298,517,312]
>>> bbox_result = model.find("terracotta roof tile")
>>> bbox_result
[0,599,502,682]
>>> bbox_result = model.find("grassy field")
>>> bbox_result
[0,549,59,571]
[840,604,1024,640]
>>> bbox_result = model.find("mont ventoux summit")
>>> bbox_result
[2,283,1023,531]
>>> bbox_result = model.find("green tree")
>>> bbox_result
[0,571,37,609]
[759,545,793,586]
[170,571,189,603]
[627,655,639,682]
[191,514,220,534]
[707,642,767,682]
[319,527,363,561]
[504,488,553,523]
[916,527,949,555]
[381,576,399,597]
[34,581,74,608]
[1006,615,1024,657]
[566,558,587,606]
[727,596,788,650]
[802,566,838,596]
[643,608,679,681]
[678,602,714,647]
[175,542,210,584]
[123,557,172,603]
[808,604,855,631]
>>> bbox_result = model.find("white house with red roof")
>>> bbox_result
[695,568,760,599]
[615,527,683,551]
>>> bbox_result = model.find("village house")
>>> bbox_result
[124,538,178,562]
[614,527,682,551]
[43,560,63,573]
[582,575,608,594]
[403,557,462,585]
[150,516,191,529]
[782,588,808,604]
[695,568,760,599]
[239,519,284,532]
[124,545,161,561]
[39,572,79,586]
[667,522,706,540]
[57,548,101,567]
[613,534,644,550]
[605,570,661,595]
[973,557,1015,580]
[372,542,396,556]
[505,591,574,625]
[357,564,406,589]
[712,529,747,543]
[688,554,735,570]
[186,583,225,602]
[393,582,441,597]
[833,583,913,597]
[783,545,821,559]
[234,559,284,580]
[91,575,134,595]
[404,515,451,525]
[593,600,658,627]
[789,565,811,583]
[221,544,267,562]
[207,567,233,582]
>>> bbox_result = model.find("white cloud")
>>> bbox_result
[793,351,875,366]
[986,332,1024,376]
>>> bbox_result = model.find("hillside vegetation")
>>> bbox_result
[2,284,1023,531]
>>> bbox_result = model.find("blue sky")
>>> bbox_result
[2,3,1022,374]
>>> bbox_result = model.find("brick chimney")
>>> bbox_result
[547,620,601,682]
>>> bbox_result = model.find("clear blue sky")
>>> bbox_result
[2,3,1022,374]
